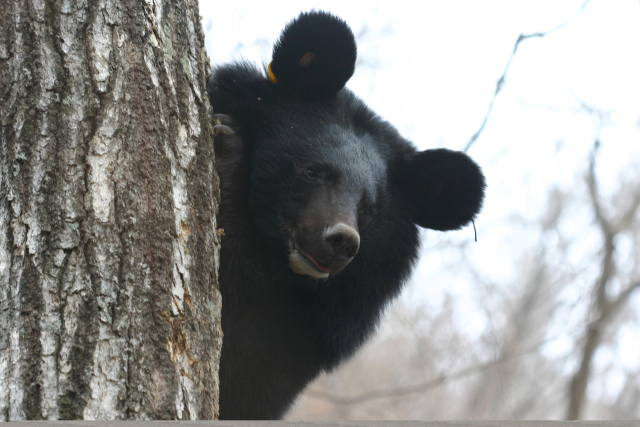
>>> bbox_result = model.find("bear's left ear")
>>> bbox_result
[393,149,486,231]
[269,11,357,100]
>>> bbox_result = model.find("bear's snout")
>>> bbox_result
[288,222,360,279]
[324,223,360,260]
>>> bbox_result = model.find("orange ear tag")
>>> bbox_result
[268,62,278,83]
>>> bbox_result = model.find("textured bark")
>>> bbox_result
[0,0,222,420]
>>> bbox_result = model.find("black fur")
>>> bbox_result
[208,11,486,420]
[270,10,357,100]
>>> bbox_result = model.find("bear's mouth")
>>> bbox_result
[288,240,331,278]
[296,244,331,272]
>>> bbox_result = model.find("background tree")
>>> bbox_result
[566,142,640,419]
[0,0,221,420]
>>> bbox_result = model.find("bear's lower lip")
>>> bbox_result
[294,243,331,273]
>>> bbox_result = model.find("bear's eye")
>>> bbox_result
[359,205,375,229]
[305,168,318,179]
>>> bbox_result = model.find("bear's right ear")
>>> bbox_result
[394,149,486,231]
[269,11,357,100]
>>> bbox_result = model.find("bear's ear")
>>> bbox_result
[269,11,357,100]
[394,149,486,231]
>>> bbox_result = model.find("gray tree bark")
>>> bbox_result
[0,0,222,420]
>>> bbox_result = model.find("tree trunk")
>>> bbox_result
[0,0,222,420]
[567,324,601,420]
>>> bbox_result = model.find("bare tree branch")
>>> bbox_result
[567,141,640,419]
[587,141,614,237]
[305,340,551,406]
[603,280,640,321]
[464,0,592,152]
[615,188,640,233]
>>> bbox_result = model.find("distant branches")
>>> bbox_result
[566,141,640,419]
[464,0,592,152]
[306,340,549,406]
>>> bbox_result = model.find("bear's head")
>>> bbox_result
[210,11,485,280]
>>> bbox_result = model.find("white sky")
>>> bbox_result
[199,0,640,404]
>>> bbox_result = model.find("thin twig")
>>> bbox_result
[586,140,613,237]
[464,0,592,152]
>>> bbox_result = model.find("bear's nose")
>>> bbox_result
[325,223,360,259]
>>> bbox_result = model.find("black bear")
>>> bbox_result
[208,11,485,420]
